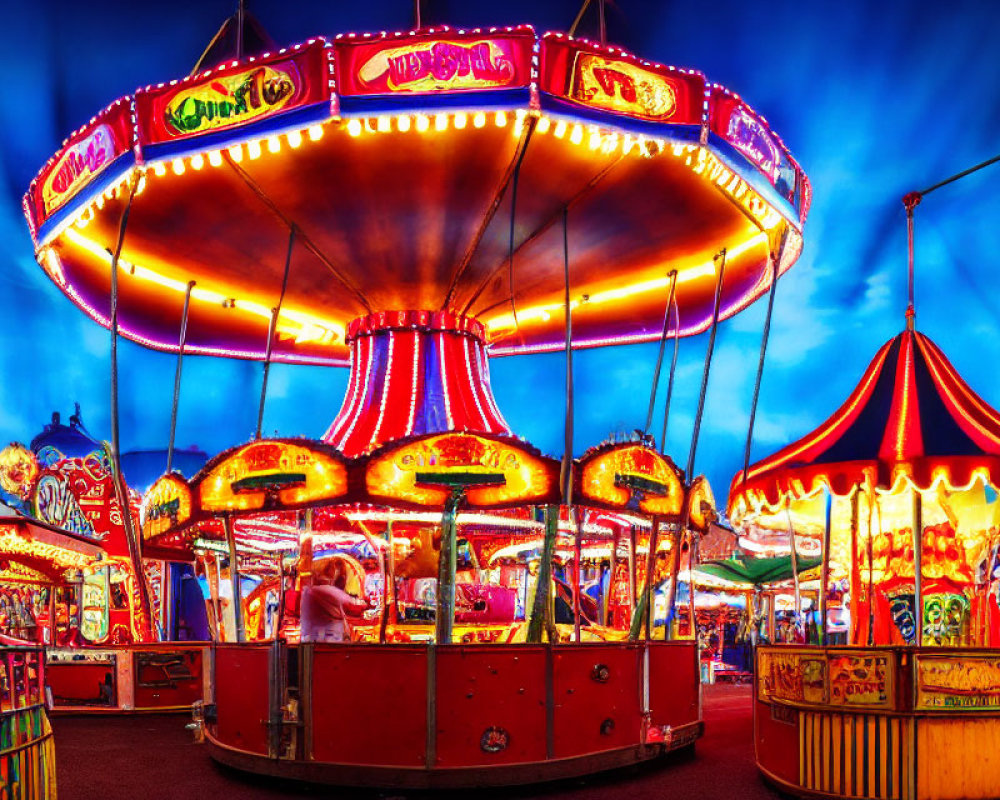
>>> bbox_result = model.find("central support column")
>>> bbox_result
[323,310,510,457]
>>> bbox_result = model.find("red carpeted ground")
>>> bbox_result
[53,683,781,799]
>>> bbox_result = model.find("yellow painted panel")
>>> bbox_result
[832,714,843,795]
[868,715,877,799]
[845,714,855,796]
[918,717,1000,800]
[876,717,893,797]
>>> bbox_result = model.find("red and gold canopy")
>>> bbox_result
[25,26,809,366]
[729,328,1000,515]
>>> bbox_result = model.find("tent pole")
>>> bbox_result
[166,280,195,475]
[224,514,246,643]
[574,510,583,643]
[785,502,801,637]
[913,487,923,646]
[820,488,832,645]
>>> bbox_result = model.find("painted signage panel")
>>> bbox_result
[758,649,826,704]
[29,102,133,224]
[197,440,348,514]
[136,43,329,145]
[540,37,705,125]
[828,654,890,706]
[576,444,682,516]
[709,87,800,209]
[366,433,558,508]
[916,655,1000,711]
[140,475,192,541]
[335,30,534,96]
[758,648,895,710]
[30,451,127,548]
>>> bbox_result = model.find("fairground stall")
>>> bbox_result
[730,326,1000,800]
[0,638,56,800]
[690,552,822,682]
[0,413,209,714]
[0,509,103,798]
[23,8,809,789]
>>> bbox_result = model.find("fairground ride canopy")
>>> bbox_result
[729,328,1000,516]
[24,25,809,366]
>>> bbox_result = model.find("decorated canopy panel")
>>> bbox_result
[25,27,808,366]
[574,442,683,518]
[193,439,350,516]
[730,329,1000,514]
[364,432,561,509]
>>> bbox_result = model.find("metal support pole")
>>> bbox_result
[224,515,246,643]
[528,505,560,643]
[645,271,678,439]
[629,519,659,641]
[106,177,158,640]
[820,489,833,645]
[686,249,727,481]
[659,292,681,455]
[786,503,801,634]
[167,281,195,474]
[741,242,782,484]
[662,526,682,640]
[574,511,583,643]
[256,227,296,440]
[435,490,462,645]
[678,249,728,646]
[561,206,574,505]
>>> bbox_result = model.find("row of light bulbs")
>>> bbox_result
[66,110,682,234]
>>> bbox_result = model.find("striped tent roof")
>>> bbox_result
[729,328,1000,511]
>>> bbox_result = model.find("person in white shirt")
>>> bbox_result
[300,558,369,643]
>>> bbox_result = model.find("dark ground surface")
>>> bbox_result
[53,683,782,800]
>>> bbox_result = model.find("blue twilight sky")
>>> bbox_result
[1,1,999,504]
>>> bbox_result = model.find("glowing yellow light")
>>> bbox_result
[473,112,486,128]
[307,125,324,141]
[171,158,185,176]
[397,114,411,132]
[454,112,467,130]
[208,150,222,167]
[570,124,584,145]
[347,119,362,137]
[495,111,507,127]
[153,162,166,177]
[376,116,390,133]
[415,114,430,132]
[589,132,602,150]
[267,136,281,154]
[537,117,551,134]
[228,144,244,162]
[62,228,346,348]
[623,134,634,154]
[247,140,262,160]
[434,113,449,132]
[287,130,302,148]
[95,195,105,210]
[135,175,147,195]
[74,215,89,229]
[485,232,769,334]
[190,153,205,170]
[554,120,568,139]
